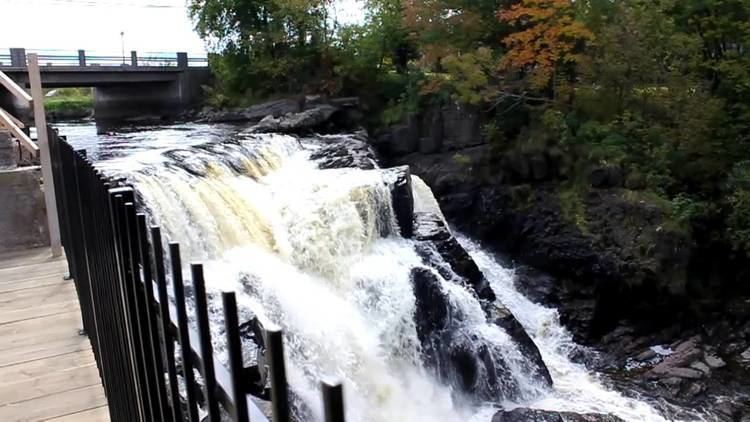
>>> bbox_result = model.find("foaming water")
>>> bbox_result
[59,122,683,421]
[456,235,698,422]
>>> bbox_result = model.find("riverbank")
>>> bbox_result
[45,88,93,121]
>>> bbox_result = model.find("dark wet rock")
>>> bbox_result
[646,336,703,379]
[410,268,526,403]
[373,103,482,157]
[704,353,726,369]
[493,408,625,422]
[413,212,493,301]
[513,265,559,306]
[382,166,414,238]
[195,98,302,123]
[411,268,451,339]
[251,105,340,134]
[488,303,553,387]
[309,132,378,170]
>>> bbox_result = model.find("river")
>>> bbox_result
[55,122,699,422]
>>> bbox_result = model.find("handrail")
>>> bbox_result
[0,105,24,128]
[0,107,38,155]
[0,69,32,103]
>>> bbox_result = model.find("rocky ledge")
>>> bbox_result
[368,103,750,420]
[494,408,624,422]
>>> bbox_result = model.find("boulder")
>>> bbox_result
[646,336,703,379]
[703,353,726,369]
[251,105,340,134]
[196,98,302,123]
[413,212,493,301]
[410,268,521,403]
[309,132,378,170]
[383,166,414,238]
[493,408,625,422]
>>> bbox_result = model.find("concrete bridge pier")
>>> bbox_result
[93,68,210,125]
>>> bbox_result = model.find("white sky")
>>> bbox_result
[0,0,364,56]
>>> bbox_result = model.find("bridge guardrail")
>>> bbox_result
[49,129,347,422]
[0,48,208,68]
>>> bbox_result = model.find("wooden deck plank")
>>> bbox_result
[0,337,91,368]
[0,261,68,284]
[0,311,84,351]
[0,284,78,313]
[0,299,79,325]
[0,384,107,422]
[0,364,101,405]
[0,248,108,422]
[44,405,110,422]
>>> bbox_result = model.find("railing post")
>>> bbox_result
[322,381,346,422]
[131,51,138,67]
[10,48,26,67]
[192,264,221,421]
[151,227,183,422]
[78,50,86,66]
[177,52,188,68]
[170,243,200,422]
[266,327,290,422]
[222,292,249,422]
[28,54,62,257]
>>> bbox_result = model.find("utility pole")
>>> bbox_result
[120,31,125,65]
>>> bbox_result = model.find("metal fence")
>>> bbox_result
[49,127,346,422]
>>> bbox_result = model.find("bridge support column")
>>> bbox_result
[94,81,183,124]
[10,48,26,67]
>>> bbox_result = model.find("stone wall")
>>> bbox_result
[0,166,50,253]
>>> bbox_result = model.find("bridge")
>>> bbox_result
[0,48,211,123]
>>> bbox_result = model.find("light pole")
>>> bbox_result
[120,31,125,65]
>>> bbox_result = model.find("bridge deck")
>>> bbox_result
[0,248,109,422]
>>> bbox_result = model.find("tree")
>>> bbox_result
[189,0,335,97]
[498,0,594,93]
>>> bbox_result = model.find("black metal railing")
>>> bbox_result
[48,127,345,422]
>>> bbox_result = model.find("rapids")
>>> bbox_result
[58,122,684,422]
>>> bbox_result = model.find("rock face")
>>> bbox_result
[383,166,414,238]
[372,103,483,156]
[309,131,378,170]
[193,96,363,130]
[410,213,553,395]
[368,101,750,420]
[410,268,548,403]
[195,98,303,123]
[250,105,341,134]
[413,212,494,301]
[493,408,625,422]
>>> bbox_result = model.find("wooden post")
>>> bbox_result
[27,53,62,257]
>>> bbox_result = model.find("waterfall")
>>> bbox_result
[65,123,675,422]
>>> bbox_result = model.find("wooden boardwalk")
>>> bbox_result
[0,248,109,422]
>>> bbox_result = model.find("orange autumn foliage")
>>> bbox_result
[498,0,594,90]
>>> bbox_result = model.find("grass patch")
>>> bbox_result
[44,88,93,115]
[45,96,93,114]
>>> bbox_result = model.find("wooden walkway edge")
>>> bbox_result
[0,248,109,422]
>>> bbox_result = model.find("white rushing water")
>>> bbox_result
[456,236,672,421]
[62,123,679,422]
